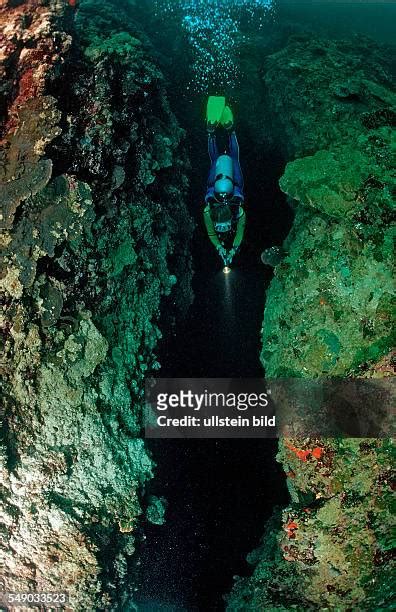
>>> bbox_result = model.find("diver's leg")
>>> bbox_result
[207,134,219,187]
[208,134,219,163]
[229,131,244,191]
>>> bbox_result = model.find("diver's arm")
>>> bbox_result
[232,209,246,250]
[203,205,222,249]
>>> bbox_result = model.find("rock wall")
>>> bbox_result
[1,0,193,608]
[228,35,395,610]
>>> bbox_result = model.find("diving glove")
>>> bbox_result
[226,247,238,265]
[217,245,227,263]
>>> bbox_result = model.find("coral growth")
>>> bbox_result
[228,34,395,611]
[261,37,395,379]
[1,0,193,608]
[0,1,70,229]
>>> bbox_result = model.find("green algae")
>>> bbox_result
[229,32,395,612]
[262,205,394,377]
[262,46,395,380]
[146,495,167,526]
[279,127,395,221]
[105,239,138,277]
[84,32,142,62]
[228,438,395,611]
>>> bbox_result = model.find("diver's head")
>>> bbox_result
[211,204,232,233]
[214,176,233,203]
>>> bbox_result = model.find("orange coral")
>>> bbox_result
[284,520,299,539]
[311,447,323,459]
[284,440,324,462]
[285,440,310,461]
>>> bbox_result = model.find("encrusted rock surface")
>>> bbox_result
[228,34,395,611]
[1,0,193,608]
[0,0,70,229]
[262,34,395,380]
[263,34,395,159]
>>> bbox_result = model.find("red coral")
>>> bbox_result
[284,440,324,462]
[284,520,299,539]
[296,449,311,461]
[311,447,323,459]
[285,440,310,461]
[16,68,38,105]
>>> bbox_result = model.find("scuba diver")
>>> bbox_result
[204,96,246,269]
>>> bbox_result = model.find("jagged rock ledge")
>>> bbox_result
[1,1,193,608]
[228,34,395,611]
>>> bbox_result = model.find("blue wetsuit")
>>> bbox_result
[205,131,245,207]
[203,131,246,252]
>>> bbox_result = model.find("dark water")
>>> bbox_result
[131,1,394,609]
[134,9,292,609]
[136,124,292,609]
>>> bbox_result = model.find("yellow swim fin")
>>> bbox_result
[220,105,234,130]
[206,96,226,131]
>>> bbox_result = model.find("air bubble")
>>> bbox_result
[154,0,275,92]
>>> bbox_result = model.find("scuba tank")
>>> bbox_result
[215,154,233,180]
[213,155,234,232]
[214,155,234,197]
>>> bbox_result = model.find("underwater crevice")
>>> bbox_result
[131,8,293,611]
